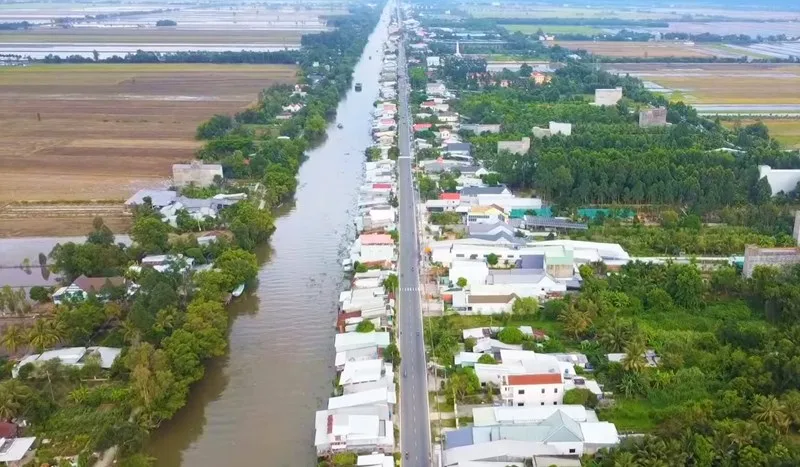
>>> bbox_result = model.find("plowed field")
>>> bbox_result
[0,63,296,202]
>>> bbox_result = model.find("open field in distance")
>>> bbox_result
[502,24,602,35]
[721,119,800,149]
[554,40,717,58]
[603,63,800,104]
[0,28,307,45]
[466,5,800,21]
[0,63,297,203]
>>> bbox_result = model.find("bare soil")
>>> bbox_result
[0,63,297,204]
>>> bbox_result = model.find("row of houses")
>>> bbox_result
[442,338,633,466]
[314,24,401,461]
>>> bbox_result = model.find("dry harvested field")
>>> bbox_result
[603,63,800,104]
[0,63,297,203]
[554,41,717,58]
[0,28,306,45]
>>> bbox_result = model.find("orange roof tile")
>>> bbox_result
[507,374,562,385]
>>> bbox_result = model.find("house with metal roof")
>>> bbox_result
[459,185,511,204]
[339,359,394,395]
[334,332,391,353]
[442,408,619,465]
[0,436,37,465]
[468,222,524,244]
[314,406,394,455]
[13,346,121,378]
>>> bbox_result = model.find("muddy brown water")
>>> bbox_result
[145,8,392,467]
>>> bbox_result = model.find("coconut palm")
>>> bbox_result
[381,273,399,294]
[613,451,636,467]
[599,319,630,352]
[0,325,27,356]
[559,307,591,340]
[622,338,647,374]
[753,395,789,432]
[27,319,62,352]
[0,380,31,421]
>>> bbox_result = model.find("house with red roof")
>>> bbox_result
[413,123,432,132]
[501,372,565,407]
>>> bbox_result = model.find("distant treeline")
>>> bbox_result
[0,21,33,30]
[38,49,299,64]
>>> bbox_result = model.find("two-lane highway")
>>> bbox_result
[395,1,432,465]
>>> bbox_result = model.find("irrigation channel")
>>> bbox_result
[146,7,393,467]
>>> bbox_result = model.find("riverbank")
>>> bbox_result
[0,4,388,467]
[144,4,395,467]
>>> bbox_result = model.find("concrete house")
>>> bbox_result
[426,81,448,97]
[594,87,623,106]
[497,137,531,155]
[461,123,501,134]
[172,161,223,188]
[502,373,564,407]
[533,121,572,138]
[426,56,441,67]
[639,108,668,127]
[467,205,507,225]
[758,164,800,196]
[352,233,395,264]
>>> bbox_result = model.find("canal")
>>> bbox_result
[146,6,392,467]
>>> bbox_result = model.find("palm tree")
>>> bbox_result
[381,273,399,295]
[613,451,637,467]
[599,319,630,352]
[122,319,142,345]
[0,325,27,356]
[0,387,21,421]
[559,308,591,339]
[622,338,647,374]
[753,395,789,432]
[27,319,61,352]
[0,380,31,421]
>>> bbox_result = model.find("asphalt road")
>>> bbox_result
[395,2,432,465]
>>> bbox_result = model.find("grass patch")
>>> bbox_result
[598,399,659,432]
[721,118,800,149]
[457,416,474,426]
[502,24,601,35]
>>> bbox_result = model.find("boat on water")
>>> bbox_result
[232,283,245,297]
[337,123,344,129]
[355,82,363,92]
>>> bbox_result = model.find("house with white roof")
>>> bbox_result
[13,346,121,378]
[0,436,37,465]
[314,406,394,455]
[449,260,490,288]
[335,346,380,371]
[357,453,394,467]
[339,359,394,394]
[334,332,391,353]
